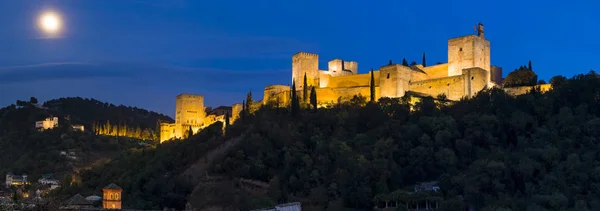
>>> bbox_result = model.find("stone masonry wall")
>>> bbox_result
[410,75,466,101]
[292,52,319,88]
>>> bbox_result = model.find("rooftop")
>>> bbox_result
[103,183,122,190]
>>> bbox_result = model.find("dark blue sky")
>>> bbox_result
[0,0,598,117]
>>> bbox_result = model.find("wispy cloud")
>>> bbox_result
[0,62,92,70]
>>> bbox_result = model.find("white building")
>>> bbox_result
[251,202,301,211]
[35,117,58,131]
[5,173,28,187]
[38,178,60,185]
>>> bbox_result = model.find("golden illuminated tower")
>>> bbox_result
[102,183,122,209]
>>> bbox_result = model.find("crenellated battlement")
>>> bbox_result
[293,52,319,57]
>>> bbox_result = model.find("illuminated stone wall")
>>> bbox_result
[503,84,552,95]
[410,75,466,101]
[292,52,319,88]
[447,34,490,77]
[231,103,243,122]
[379,64,412,98]
[264,85,291,106]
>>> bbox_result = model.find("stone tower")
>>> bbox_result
[175,94,206,136]
[447,23,491,80]
[102,183,122,209]
[379,63,412,98]
[292,52,319,89]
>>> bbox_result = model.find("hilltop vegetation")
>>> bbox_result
[64,122,227,209]
[204,71,600,210]
[0,101,148,187]
[32,70,600,210]
[44,97,173,141]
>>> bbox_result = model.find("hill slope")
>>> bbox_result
[197,71,600,210]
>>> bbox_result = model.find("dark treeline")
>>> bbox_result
[209,71,600,210]
[44,97,173,137]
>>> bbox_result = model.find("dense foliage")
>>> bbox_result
[0,101,144,185]
[69,122,225,210]
[210,71,600,210]
[503,65,538,87]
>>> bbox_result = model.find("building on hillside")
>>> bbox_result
[414,181,440,193]
[35,117,58,131]
[102,183,122,209]
[61,194,93,210]
[251,202,301,211]
[158,94,241,142]
[262,23,551,108]
[5,173,28,187]
[38,174,60,185]
[71,125,85,132]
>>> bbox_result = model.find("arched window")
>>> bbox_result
[110,193,114,200]
[387,73,390,79]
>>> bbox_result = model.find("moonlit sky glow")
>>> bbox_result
[39,11,61,33]
[0,0,598,118]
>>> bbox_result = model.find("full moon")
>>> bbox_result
[39,11,61,33]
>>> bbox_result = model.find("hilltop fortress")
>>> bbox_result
[264,23,511,106]
[159,94,242,142]
[160,24,550,142]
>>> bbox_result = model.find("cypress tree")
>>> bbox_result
[422,52,427,67]
[246,91,253,113]
[187,126,193,138]
[303,73,308,104]
[528,60,532,70]
[370,69,375,102]
[291,81,299,117]
[241,100,246,120]
[402,58,409,66]
[310,86,317,110]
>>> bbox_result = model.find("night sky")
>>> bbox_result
[0,0,598,117]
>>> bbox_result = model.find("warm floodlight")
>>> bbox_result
[39,11,62,34]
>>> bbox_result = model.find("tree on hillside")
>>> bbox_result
[410,61,417,66]
[246,91,253,113]
[402,58,409,66]
[422,52,427,67]
[241,100,246,120]
[225,112,230,128]
[186,126,193,139]
[370,69,376,102]
[30,97,38,104]
[528,60,532,70]
[303,73,308,105]
[502,65,538,87]
[310,86,317,110]
[291,81,299,117]
[550,75,567,88]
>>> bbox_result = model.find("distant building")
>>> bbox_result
[102,183,122,209]
[5,173,28,187]
[251,202,301,211]
[35,117,58,131]
[61,194,93,210]
[414,181,440,193]
[38,174,60,185]
[72,125,85,132]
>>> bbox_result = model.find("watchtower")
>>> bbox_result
[102,183,122,209]
[292,52,319,89]
[447,23,490,78]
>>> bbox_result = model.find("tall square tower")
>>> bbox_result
[447,23,490,78]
